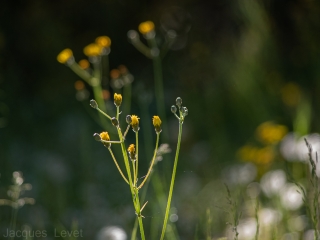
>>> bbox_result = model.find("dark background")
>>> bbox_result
[0,0,320,239]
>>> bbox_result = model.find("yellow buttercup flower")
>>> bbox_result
[152,116,161,127]
[100,131,111,148]
[138,21,155,35]
[128,144,136,160]
[256,122,288,145]
[130,115,140,132]
[95,36,111,48]
[100,132,110,141]
[152,116,162,133]
[114,93,122,107]
[57,48,73,64]
[83,43,102,57]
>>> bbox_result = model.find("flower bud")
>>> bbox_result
[176,97,182,108]
[111,117,119,127]
[171,105,177,113]
[128,144,136,160]
[126,115,132,124]
[99,132,111,148]
[182,107,188,116]
[130,115,140,132]
[152,116,162,134]
[114,93,122,107]
[93,133,101,141]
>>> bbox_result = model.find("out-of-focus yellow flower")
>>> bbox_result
[110,69,121,79]
[114,93,122,107]
[281,82,301,107]
[102,90,110,100]
[256,122,288,145]
[78,59,90,69]
[74,80,85,91]
[138,21,155,35]
[128,144,136,160]
[238,145,274,165]
[95,36,111,48]
[57,48,73,64]
[83,43,102,57]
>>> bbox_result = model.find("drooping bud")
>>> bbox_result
[111,117,119,127]
[171,105,177,113]
[93,133,101,141]
[176,97,182,108]
[182,107,188,116]
[126,115,132,124]
[90,99,98,109]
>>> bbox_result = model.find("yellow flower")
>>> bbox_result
[152,115,162,133]
[256,122,288,145]
[152,116,161,127]
[138,21,155,35]
[128,144,136,160]
[83,43,102,57]
[100,131,111,148]
[100,131,110,141]
[95,36,111,48]
[78,59,90,69]
[130,115,140,132]
[114,93,122,107]
[57,48,73,64]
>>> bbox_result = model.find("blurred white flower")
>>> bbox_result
[237,218,257,240]
[280,133,299,161]
[280,183,303,211]
[259,208,282,226]
[223,163,257,185]
[303,229,317,240]
[260,169,286,197]
[96,226,127,240]
[288,215,307,232]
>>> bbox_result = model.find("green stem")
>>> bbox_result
[160,120,183,240]
[135,132,139,182]
[10,207,18,240]
[117,128,146,240]
[69,62,92,83]
[108,148,129,184]
[138,133,160,189]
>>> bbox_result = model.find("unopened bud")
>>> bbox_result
[176,97,182,108]
[171,105,177,113]
[111,117,119,127]
[182,107,188,116]
[93,133,101,141]
[126,115,132,124]
[90,99,98,109]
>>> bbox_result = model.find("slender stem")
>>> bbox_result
[135,132,139,182]
[131,39,153,58]
[132,159,137,187]
[131,218,139,240]
[96,107,112,120]
[117,128,146,240]
[108,148,129,184]
[10,208,18,240]
[69,62,92,83]
[160,121,183,240]
[138,133,160,189]
[116,106,120,121]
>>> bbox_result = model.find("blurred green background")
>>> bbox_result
[1,0,320,239]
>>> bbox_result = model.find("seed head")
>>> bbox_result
[95,36,111,48]
[182,107,188,116]
[57,48,73,64]
[138,21,155,35]
[114,93,122,107]
[130,115,140,132]
[128,144,136,160]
